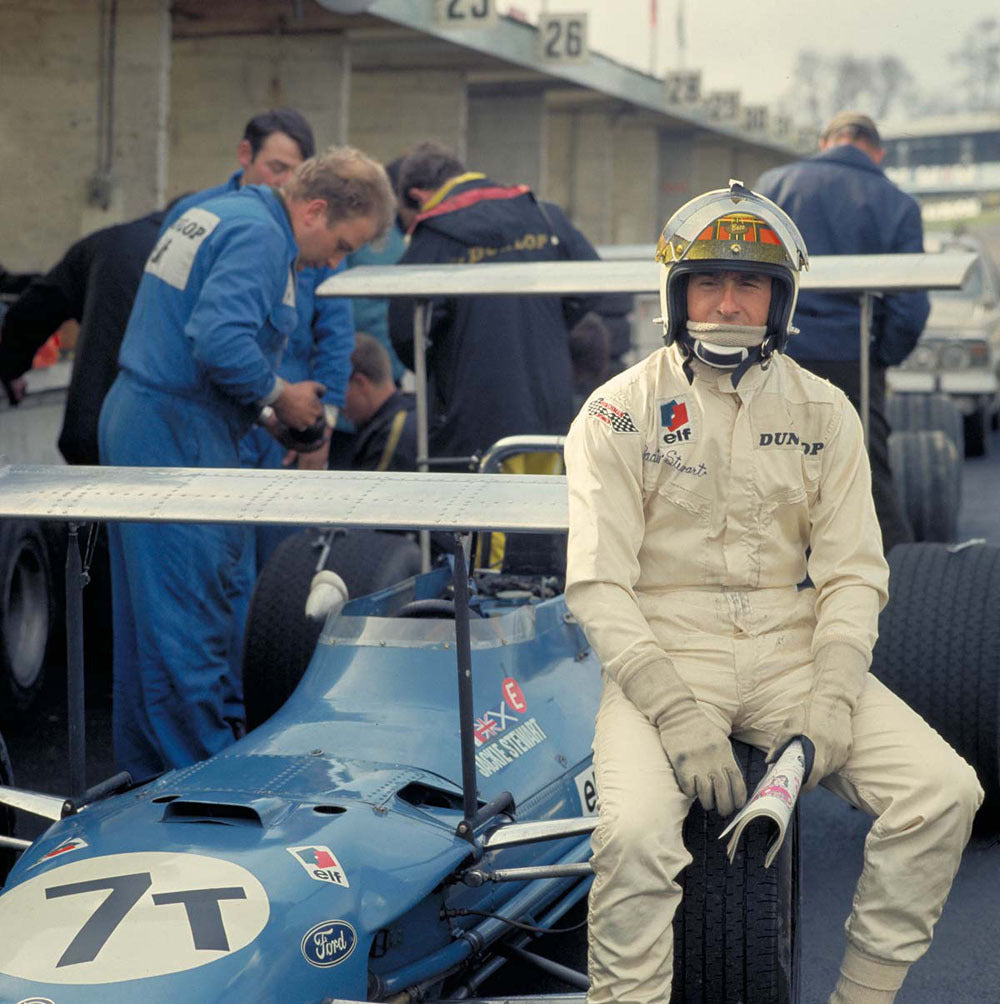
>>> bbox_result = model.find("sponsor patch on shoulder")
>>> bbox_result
[588,397,638,433]
[145,207,221,291]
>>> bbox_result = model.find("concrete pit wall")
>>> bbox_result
[0,0,170,271]
[347,69,468,168]
[168,33,350,202]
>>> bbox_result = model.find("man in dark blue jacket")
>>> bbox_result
[757,112,929,553]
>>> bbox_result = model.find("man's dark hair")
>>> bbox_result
[569,312,610,395]
[397,142,466,209]
[351,332,393,386]
[243,108,315,160]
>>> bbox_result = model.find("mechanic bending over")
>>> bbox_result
[99,146,396,783]
[330,332,417,473]
[564,182,982,1004]
[163,107,356,569]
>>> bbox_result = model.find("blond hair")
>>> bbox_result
[286,145,395,239]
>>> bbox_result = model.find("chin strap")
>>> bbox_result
[677,325,776,389]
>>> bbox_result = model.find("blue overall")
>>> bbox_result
[168,172,354,569]
[99,185,298,780]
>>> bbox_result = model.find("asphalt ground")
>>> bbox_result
[3,424,1000,1002]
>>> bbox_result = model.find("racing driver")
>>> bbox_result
[564,181,982,1003]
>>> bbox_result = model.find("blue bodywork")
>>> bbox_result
[0,567,602,1001]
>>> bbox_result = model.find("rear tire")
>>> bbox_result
[886,392,965,455]
[0,520,53,716]
[242,529,422,729]
[871,542,1000,826]
[672,741,799,1002]
[888,430,961,542]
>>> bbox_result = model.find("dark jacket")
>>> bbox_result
[348,390,418,472]
[756,145,930,367]
[389,175,631,462]
[0,210,164,464]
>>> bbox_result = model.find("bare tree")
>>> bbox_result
[951,18,1000,111]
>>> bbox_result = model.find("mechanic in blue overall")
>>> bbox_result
[163,108,356,568]
[756,112,930,554]
[564,182,982,1004]
[99,147,395,781]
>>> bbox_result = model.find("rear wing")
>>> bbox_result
[0,464,569,533]
[315,252,977,297]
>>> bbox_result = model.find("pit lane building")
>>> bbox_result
[2,0,799,271]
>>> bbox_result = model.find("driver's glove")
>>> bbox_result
[767,641,868,792]
[620,656,747,817]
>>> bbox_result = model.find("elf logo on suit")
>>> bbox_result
[660,398,694,444]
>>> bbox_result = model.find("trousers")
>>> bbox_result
[586,587,982,1003]
[100,376,251,780]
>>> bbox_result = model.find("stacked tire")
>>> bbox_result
[887,392,965,456]
[872,542,1000,827]
[887,431,962,542]
[886,393,964,543]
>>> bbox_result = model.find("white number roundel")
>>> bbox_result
[0,851,270,984]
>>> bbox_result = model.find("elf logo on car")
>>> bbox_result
[0,851,269,984]
[28,835,88,869]
[286,845,350,887]
[300,919,357,968]
[574,766,599,816]
[503,677,527,713]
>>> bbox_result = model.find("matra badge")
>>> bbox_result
[658,397,698,445]
[287,845,350,887]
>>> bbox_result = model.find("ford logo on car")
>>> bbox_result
[300,919,357,968]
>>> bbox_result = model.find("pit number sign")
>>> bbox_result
[538,13,588,63]
[434,0,498,28]
[663,70,701,107]
[705,90,741,123]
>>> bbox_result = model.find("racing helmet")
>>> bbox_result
[655,180,809,361]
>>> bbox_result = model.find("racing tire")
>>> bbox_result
[887,430,961,542]
[0,729,15,885]
[672,741,800,1003]
[243,528,422,729]
[963,407,990,458]
[0,520,54,716]
[871,542,1000,826]
[886,392,965,456]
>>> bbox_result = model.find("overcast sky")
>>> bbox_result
[511,0,998,116]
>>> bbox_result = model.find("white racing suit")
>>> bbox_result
[564,344,983,1003]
